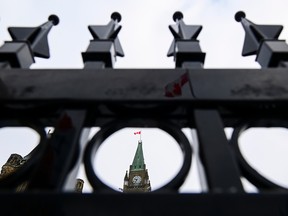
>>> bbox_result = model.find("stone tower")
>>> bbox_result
[123,140,151,192]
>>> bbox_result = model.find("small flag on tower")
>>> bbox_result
[134,131,141,141]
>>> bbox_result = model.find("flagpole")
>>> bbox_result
[134,131,142,142]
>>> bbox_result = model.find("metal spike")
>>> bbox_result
[82,12,124,68]
[235,11,283,56]
[167,11,205,68]
[8,15,59,58]
[167,12,203,57]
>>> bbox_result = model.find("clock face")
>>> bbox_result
[132,175,142,184]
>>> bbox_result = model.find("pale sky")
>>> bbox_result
[0,0,288,192]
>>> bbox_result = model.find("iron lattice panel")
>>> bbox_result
[0,68,288,215]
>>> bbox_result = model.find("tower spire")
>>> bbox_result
[123,138,151,192]
[130,140,145,171]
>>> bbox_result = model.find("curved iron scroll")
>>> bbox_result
[230,120,288,192]
[0,120,47,189]
[84,120,192,192]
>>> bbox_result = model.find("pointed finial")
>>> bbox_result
[168,11,202,40]
[173,11,183,22]
[8,14,59,58]
[168,11,203,57]
[111,12,121,22]
[48,14,60,26]
[87,12,124,57]
[167,11,205,68]
[74,179,84,193]
[235,11,283,56]
[124,170,129,179]
[234,11,245,22]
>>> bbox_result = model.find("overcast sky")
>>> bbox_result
[1,0,288,192]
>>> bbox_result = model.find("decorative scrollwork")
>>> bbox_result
[230,120,288,192]
[0,121,47,190]
[84,119,192,192]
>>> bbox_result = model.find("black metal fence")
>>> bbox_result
[0,11,288,215]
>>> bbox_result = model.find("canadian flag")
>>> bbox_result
[165,72,189,97]
[134,131,141,135]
